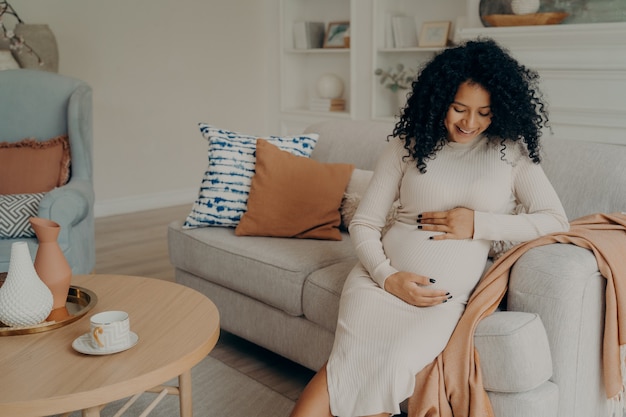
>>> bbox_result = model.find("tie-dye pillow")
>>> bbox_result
[183,124,318,229]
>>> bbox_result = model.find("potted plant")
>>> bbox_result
[374,63,418,108]
[374,63,417,93]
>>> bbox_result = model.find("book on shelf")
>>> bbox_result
[293,21,325,49]
[308,98,346,112]
[391,15,418,48]
[385,13,395,48]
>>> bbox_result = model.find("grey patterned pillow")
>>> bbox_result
[0,193,46,238]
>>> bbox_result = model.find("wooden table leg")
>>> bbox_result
[82,406,101,417]
[179,369,193,417]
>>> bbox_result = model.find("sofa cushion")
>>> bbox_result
[183,124,319,230]
[168,220,356,316]
[236,139,354,241]
[0,193,46,238]
[303,259,357,332]
[0,135,70,194]
[346,168,373,195]
[487,381,559,417]
[475,311,553,393]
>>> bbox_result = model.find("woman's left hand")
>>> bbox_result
[418,207,474,240]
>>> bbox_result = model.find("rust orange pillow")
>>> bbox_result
[235,139,354,240]
[0,135,71,194]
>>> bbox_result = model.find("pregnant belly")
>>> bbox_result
[382,222,490,300]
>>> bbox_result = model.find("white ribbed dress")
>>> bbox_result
[326,136,568,417]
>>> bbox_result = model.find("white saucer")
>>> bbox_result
[72,332,139,355]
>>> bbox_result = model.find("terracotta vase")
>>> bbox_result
[0,242,53,326]
[30,217,72,319]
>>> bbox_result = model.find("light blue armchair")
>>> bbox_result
[0,69,95,274]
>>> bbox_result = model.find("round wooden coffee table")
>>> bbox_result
[0,274,220,417]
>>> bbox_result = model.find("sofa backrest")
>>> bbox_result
[541,138,626,221]
[305,120,626,221]
[305,120,393,170]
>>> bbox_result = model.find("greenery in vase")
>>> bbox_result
[374,63,418,92]
[0,1,43,65]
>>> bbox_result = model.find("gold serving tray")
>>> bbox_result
[0,282,97,336]
[483,12,570,27]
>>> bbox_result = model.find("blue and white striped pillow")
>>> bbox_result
[183,124,319,229]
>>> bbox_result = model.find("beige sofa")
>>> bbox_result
[168,119,626,417]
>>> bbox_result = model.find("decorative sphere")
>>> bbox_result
[316,73,344,99]
[511,0,540,15]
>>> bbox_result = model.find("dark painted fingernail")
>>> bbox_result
[418,214,423,219]
[429,236,434,240]
[448,295,453,299]
[445,292,450,295]
[443,299,448,303]
[417,225,423,229]
[429,278,436,283]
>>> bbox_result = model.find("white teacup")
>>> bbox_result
[89,311,131,351]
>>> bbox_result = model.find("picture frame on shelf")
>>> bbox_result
[418,21,451,47]
[323,21,350,48]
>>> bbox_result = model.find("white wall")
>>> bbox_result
[459,18,626,148]
[11,0,280,217]
[10,1,625,217]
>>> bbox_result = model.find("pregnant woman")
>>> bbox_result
[290,38,569,417]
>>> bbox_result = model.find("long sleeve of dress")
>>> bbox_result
[473,152,569,242]
[348,141,406,288]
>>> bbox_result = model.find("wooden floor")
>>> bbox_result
[95,204,314,402]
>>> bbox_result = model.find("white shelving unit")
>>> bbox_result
[279,0,354,135]
[278,0,466,132]
[278,0,626,144]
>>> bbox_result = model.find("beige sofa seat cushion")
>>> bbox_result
[303,259,357,333]
[168,220,356,316]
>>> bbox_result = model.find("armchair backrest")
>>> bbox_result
[0,69,93,181]
[541,138,626,221]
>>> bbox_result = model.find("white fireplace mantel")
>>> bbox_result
[459,22,626,71]
[458,20,626,145]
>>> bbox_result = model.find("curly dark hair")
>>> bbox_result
[392,38,548,173]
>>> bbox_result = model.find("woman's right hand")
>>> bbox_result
[384,271,451,307]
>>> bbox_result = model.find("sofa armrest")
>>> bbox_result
[37,179,94,241]
[508,243,606,417]
[475,311,552,393]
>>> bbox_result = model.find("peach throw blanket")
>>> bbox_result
[408,212,626,417]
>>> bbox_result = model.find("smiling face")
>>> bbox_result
[444,81,493,144]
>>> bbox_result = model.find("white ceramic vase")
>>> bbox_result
[0,242,53,327]
[316,73,344,99]
[511,0,541,15]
